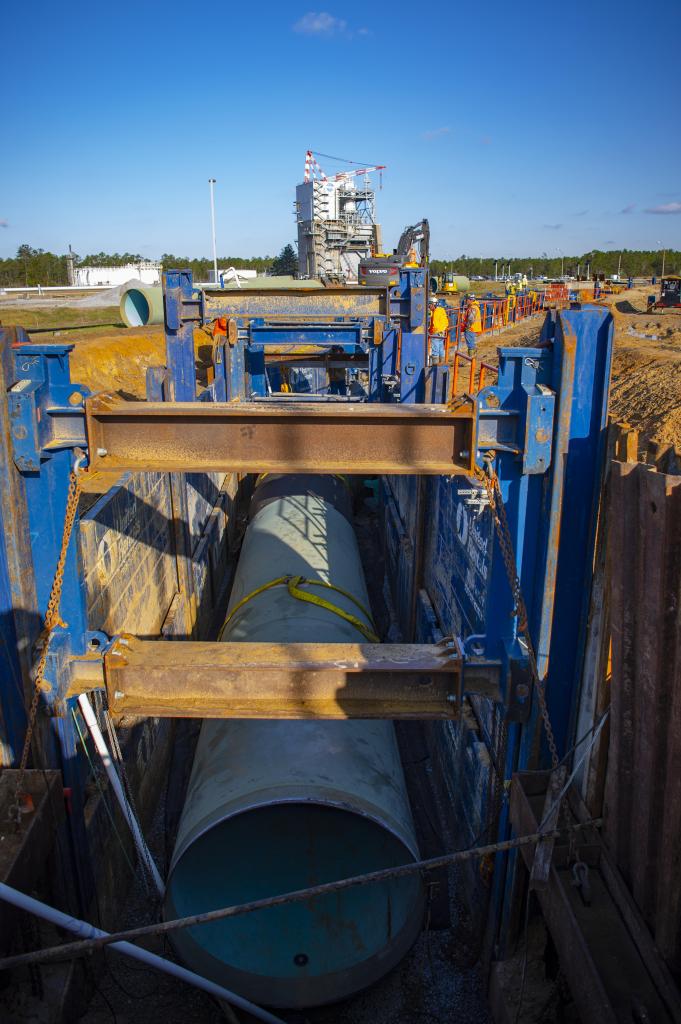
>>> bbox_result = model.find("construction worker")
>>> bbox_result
[508,287,517,322]
[428,300,449,364]
[463,294,482,355]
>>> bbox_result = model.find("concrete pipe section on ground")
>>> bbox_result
[164,474,425,1008]
[119,285,164,327]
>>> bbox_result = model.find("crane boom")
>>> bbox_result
[304,150,386,184]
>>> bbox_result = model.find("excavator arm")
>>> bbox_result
[396,219,430,266]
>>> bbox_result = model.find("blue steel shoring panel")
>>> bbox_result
[381,312,613,951]
[542,306,614,756]
[2,334,96,908]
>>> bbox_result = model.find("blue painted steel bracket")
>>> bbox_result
[164,269,204,401]
[163,268,424,404]
[475,349,555,473]
[7,339,91,693]
[8,343,88,472]
[249,324,366,347]
[396,268,426,403]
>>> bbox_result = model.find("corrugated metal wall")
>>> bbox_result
[604,458,681,971]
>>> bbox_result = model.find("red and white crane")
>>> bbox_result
[303,150,386,186]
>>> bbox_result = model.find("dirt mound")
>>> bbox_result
[70,326,213,399]
[466,286,681,451]
[610,345,681,449]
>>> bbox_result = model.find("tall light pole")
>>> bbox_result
[658,240,666,277]
[558,248,564,279]
[208,178,218,285]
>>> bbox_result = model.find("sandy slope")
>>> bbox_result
[473,286,681,451]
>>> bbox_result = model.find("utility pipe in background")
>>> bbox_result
[77,694,165,898]
[0,882,285,1024]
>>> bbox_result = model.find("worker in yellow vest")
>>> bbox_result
[464,295,482,355]
[428,300,449,364]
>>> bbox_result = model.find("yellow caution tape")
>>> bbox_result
[218,574,379,643]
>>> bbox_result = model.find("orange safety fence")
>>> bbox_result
[441,290,547,361]
[545,282,569,302]
[446,350,499,405]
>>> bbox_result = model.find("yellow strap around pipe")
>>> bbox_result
[218,574,380,643]
[254,473,351,491]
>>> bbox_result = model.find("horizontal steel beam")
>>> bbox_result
[203,286,387,319]
[100,638,462,719]
[85,397,475,475]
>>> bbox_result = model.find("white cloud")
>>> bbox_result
[620,203,635,214]
[293,12,347,35]
[645,202,681,215]
[422,126,451,140]
[543,223,562,230]
[0,220,8,228]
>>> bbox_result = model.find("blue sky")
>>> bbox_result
[1,0,679,260]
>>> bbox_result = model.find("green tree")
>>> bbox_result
[16,244,34,286]
[270,244,298,276]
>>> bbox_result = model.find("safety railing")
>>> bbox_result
[441,290,547,360]
[544,282,569,303]
[446,350,498,405]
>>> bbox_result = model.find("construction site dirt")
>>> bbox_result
[471,284,681,454]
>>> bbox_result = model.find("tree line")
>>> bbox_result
[1,244,677,289]
[0,246,280,288]
[430,249,679,280]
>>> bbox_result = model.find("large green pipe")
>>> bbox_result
[164,475,424,1008]
[119,285,164,327]
[430,275,471,295]
[120,277,326,327]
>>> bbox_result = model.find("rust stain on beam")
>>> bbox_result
[85,397,475,475]
[103,638,461,719]
[203,286,387,319]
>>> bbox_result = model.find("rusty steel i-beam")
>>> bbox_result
[84,396,475,475]
[89,638,464,719]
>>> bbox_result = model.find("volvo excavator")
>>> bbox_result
[357,219,430,287]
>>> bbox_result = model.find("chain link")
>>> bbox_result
[474,464,560,770]
[10,463,84,827]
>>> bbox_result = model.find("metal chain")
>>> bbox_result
[10,461,84,826]
[474,464,560,770]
